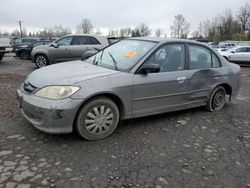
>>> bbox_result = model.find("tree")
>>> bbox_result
[22,28,27,37]
[192,31,200,38]
[155,28,162,37]
[11,29,20,36]
[119,28,132,37]
[170,14,190,38]
[132,23,151,37]
[76,18,93,34]
[2,31,10,36]
[237,3,250,32]
[95,28,101,35]
[108,29,119,37]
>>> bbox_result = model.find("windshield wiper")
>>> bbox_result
[108,52,119,71]
[93,50,104,65]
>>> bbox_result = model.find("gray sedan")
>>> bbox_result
[17,38,241,140]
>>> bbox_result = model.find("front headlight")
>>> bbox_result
[35,86,80,100]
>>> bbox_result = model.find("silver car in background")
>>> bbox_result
[17,38,241,140]
[31,34,109,68]
[219,46,250,65]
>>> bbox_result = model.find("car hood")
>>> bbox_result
[32,44,49,51]
[26,61,118,88]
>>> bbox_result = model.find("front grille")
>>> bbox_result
[0,47,5,51]
[23,82,37,94]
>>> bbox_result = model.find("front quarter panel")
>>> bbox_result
[71,72,134,119]
[31,46,49,61]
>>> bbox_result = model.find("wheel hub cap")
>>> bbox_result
[84,106,114,135]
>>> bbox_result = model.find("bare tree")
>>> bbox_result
[76,18,93,34]
[170,14,190,38]
[132,23,151,37]
[53,25,71,37]
[192,31,200,38]
[108,29,118,37]
[119,28,132,37]
[237,3,250,32]
[201,20,211,38]
[155,28,162,37]
[2,31,10,36]
[95,29,101,35]
[11,29,20,36]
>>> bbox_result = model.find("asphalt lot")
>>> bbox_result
[0,53,250,188]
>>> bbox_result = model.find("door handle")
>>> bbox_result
[177,77,186,83]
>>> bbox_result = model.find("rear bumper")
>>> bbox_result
[17,89,83,134]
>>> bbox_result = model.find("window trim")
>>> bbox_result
[135,42,187,74]
[186,43,222,70]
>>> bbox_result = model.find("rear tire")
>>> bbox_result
[34,54,49,68]
[206,86,226,112]
[76,97,120,140]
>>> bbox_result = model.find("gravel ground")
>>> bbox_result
[0,54,250,188]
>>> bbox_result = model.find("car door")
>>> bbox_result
[187,44,226,103]
[132,43,192,117]
[48,36,72,62]
[69,36,102,60]
[244,47,250,62]
[229,47,246,62]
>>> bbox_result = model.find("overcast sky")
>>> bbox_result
[0,0,249,34]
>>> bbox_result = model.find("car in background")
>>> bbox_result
[12,37,39,52]
[17,38,241,140]
[31,34,109,68]
[219,46,250,65]
[0,38,13,62]
[15,40,54,60]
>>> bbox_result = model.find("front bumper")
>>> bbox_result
[17,89,83,134]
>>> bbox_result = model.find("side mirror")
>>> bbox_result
[138,64,161,74]
[50,43,58,48]
[231,51,235,54]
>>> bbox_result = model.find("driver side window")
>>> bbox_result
[56,36,73,46]
[145,43,185,72]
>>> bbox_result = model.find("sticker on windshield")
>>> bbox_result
[125,51,137,58]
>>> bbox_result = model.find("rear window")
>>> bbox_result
[90,37,101,45]
[188,44,221,69]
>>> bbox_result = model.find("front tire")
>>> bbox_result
[76,97,120,140]
[206,86,226,111]
[34,54,49,68]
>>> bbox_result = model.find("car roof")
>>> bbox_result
[65,34,106,38]
[127,37,203,45]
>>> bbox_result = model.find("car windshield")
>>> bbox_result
[85,39,157,72]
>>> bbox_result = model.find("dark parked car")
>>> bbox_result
[15,40,54,60]
[17,38,241,140]
[12,37,39,52]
